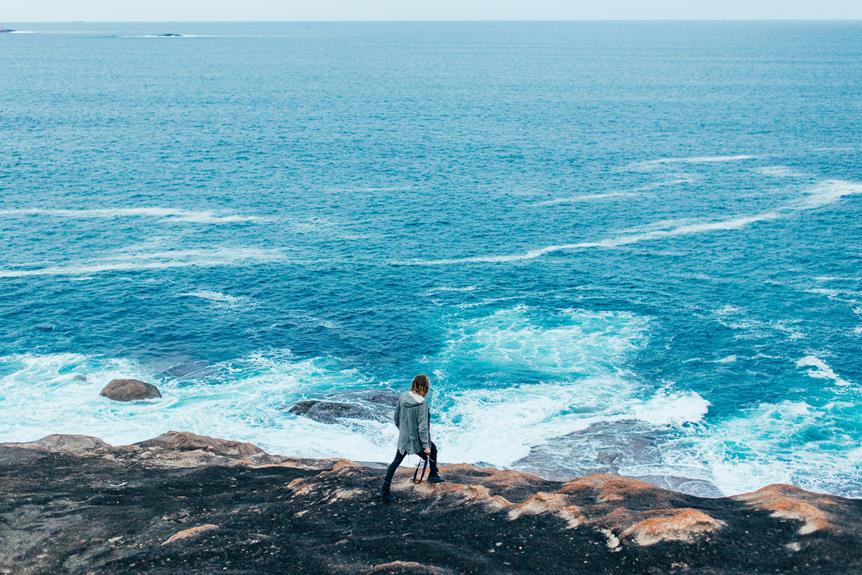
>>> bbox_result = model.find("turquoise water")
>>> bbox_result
[1,22,860,496]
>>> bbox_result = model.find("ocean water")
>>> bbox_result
[1,21,861,497]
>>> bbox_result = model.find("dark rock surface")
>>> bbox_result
[288,389,401,425]
[336,388,401,407]
[1,433,860,574]
[100,379,161,402]
[289,400,380,423]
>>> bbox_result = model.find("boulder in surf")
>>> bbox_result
[100,379,161,402]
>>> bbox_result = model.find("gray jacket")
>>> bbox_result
[394,391,430,455]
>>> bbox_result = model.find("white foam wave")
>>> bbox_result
[0,247,284,278]
[454,295,523,309]
[405,178,862,266]
[0,351,396,462]
[409,211,783,265]
[814,275,860,282]
[180,290,256,310]
[754,166,807,178]
[426,306,655,465]
[435,385,709,466]
[533,191,632,206]
[0,207,264,224]
[424,286,477,294]
[3,345,855,496]
[531,178,696,207]
[798,179,862,209]
[434,306,650,376]
[631,392,710,427]
[715,305,743,316]
[674,400,862,496]
[716,312,806,341]
[435,377,632,465]
[796,356,851,387]
[127,34,210,39]
[629,154,756,170]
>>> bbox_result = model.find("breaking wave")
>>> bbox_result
[0,247,284,278]
[796,356,851,387]
[179,290,258,311]
[404,179,862,265]
[0,207,265,224]
[628,154,756,170]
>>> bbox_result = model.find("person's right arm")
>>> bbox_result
[394,401,401,429]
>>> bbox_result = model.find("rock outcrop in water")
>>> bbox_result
[288,390,401,424]
[1,433,859,574]
[288,400,381,423]
[99,378,161,401]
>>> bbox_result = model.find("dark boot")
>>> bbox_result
[426,442,443,483]
[379,483,395,502]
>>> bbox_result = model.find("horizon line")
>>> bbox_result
[4,18,862,24]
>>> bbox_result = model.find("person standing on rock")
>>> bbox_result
[380,374,444,502]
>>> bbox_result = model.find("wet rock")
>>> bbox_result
[0,432,291,470]
[339,388,401,407]
[99,379,161,402]
[513,420,665,478]
[513,420,723,497]
[5,434,109,454]
[288,400,377,423]
[135,431,262,458]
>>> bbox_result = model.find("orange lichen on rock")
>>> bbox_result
[561,473,657,502]
[162,524,219,545]
[330,459,362,472]
[621,509,725,546]
[438,464,541,488]
[508,491,583,528]
[398,479,512,512]
[736,484,831,535]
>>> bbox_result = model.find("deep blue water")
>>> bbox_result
[1,21,860,496]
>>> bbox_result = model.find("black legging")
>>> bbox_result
[383,441,439,487]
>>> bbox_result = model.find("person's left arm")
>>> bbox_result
[418,402,431,451]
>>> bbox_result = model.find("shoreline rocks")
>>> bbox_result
[100,379,161,402]
[1,432,860,574]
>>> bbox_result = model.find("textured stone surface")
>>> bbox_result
[1,434,860,574]
[100,379,161,401]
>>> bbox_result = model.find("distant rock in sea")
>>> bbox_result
[99,379,161,402]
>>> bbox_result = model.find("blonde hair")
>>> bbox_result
[410,374,430,397]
